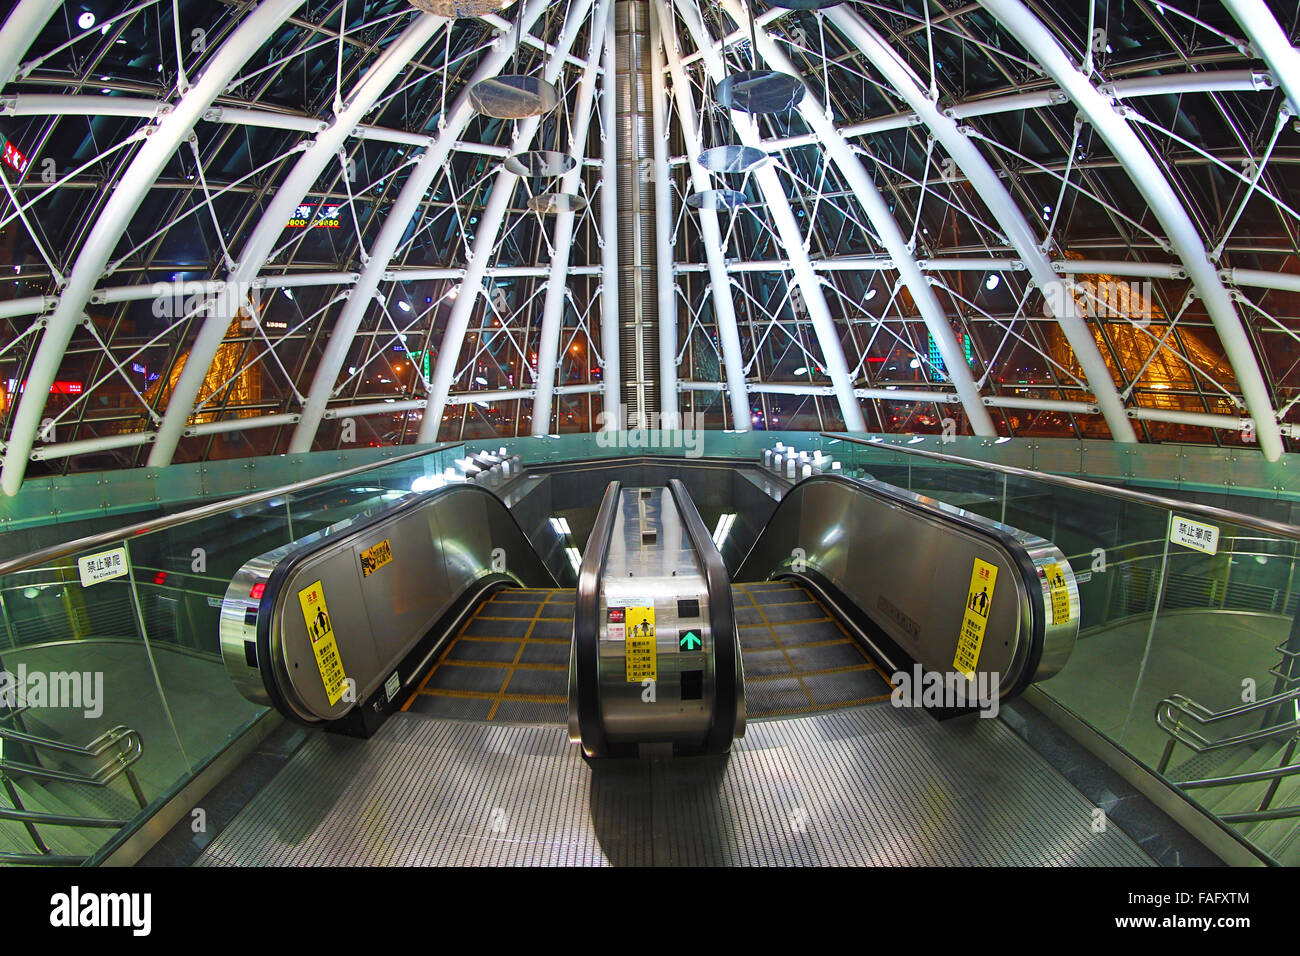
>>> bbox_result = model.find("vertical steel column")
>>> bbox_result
[615,0,659,429]
[531,0,612,436]
[650,6,679,427]
[653,0,751,430]
[598,5,622,426]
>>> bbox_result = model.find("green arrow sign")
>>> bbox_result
[679,631,701,651]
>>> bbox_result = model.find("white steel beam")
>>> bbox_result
[0,0,308,496]
[417,0,596,442]
[655,0,752,431]
[651,5,679,426]
[981,0,1284,460]
[290,0,552,453]
[148,12,446,468]
[598,4,621,423]
[829,7,1135,441]
[706,0,987,435]
[1223,0,1300,115]
[0,0,58,90]
[531,0,611,436]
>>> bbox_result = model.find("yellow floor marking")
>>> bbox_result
[487,589,553,721]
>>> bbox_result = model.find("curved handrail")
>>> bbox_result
[668,479,742,751]
[823,433,1300,542]
[569,481,622,758]
[0,726,143,788]
[0,442,463,578]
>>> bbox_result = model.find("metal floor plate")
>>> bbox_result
[196,704,1154,867]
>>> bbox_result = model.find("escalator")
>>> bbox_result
[198,471,1164,866]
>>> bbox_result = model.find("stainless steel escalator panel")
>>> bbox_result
[220,484,556,727]
[737,475,1079,701]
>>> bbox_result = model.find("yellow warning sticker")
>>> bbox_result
[359,539,393,577]
[954,559,998,679]
[1045,562,1071,625]
[625,605,657,683]
[297,580,348,705]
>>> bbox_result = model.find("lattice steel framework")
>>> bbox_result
[1,0,1300,492]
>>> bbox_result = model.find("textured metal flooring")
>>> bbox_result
[734,581,894,718]
[196,704,1154,867]
[403,588,572,724]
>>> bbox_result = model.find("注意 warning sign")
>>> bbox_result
[954,558,998,680]
[297,580,348,705]
[1044,562,1071,625]
[625,605,657,683]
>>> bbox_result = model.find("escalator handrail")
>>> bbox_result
[667,479,740,753]
[737,472,1050,699]
[823,432,1300,542]
[571,480,622,757]
[0,442,464,578]
[256,480,557,725]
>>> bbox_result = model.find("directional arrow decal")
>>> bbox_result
[679,631,702,651]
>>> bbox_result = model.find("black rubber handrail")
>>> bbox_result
[571,480,622,758]
[667,479,740,754]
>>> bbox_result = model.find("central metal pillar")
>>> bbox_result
[614,0,660,429]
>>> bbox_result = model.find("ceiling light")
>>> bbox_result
[78,11,95,29]
[985,274,1000,291]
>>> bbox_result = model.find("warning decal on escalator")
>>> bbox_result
[1044,562,1071,625]
[953,559,997,680]
[298,580,348,706]
[625,605,657,683]
[359,539,393,577]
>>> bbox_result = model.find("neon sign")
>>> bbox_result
[286,203,341,228]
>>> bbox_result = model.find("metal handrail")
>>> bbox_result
[1155,692,1300,772]
[0,442,462,579]
[0,724,144,803]
[0,723,141,766]
[822,433,1300,542]
[1160,687,1300,726]
[1179,760,1300,790]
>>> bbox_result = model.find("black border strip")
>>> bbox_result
[571,480,622,757]
[668,479,740,754]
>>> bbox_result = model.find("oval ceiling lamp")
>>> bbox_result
[698,143,767,174]
[469,74,559,119]
[407,0,519,16]
[528,193,588,214]
[715,69,804,114]
[504,149,577,177]
[686,188,748,211]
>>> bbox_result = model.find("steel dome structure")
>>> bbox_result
[1,0,1300,494]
